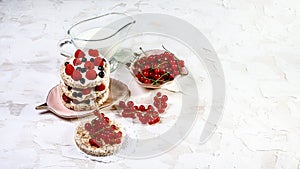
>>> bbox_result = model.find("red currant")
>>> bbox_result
[127,101,134,107]
[142,70,149,77]
[162,95,168,102]
[139,105,146,111]
[154,68,159,74]
[153,74,160,80]
[119,101,126,108]
[179,60,184,67]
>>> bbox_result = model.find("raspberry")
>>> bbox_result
[74,49,85,58]
[71,70,82,81]
[73,58,82,66]
[62,94,71,103]
[86,69,97,80]
[94,57,104,66]
[84,61,94,70]
[65,64,74,76]
[88,49,99,57]
[95,84,105,91]
[82,88,91,95]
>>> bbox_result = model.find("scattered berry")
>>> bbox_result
[88,49,99,57]
[71,70,82,81]
[82,88,91,95]
[153,93,168,113]
[73,58,82,66]
[119,101,126,108]
[81,57,87,62]
[95,84,105,91]
[75,49,85,58]
[86,69,97,80]
[148,116,160,125]
[64,62,69,66]
[62,94,71,103]
[98,71,105,78]
[98,66,104,71]
[72,99,80,104]
[179,60,184,67]
[80,78,85,84]
[94,57,104,66]
[65,64,74,76]
[127,101,134,107]
[162,95,168,102]
[85,100,90,104]
[139,105,146,111]
[84,61,94,70]
[72,92,77,97]
[80,67,87,73]
[89,139,101,148]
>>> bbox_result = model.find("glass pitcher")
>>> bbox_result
[59,12,135,72]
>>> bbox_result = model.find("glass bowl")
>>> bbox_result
[126,48,188,89]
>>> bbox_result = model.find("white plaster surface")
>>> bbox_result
[1,0,300,168]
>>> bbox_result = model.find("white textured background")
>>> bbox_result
[0,0,300,168]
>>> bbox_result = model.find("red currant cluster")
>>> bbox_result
[131,49,185,87]
[153,92,168,113]
[118,92,168,125]
[84,111,122,148]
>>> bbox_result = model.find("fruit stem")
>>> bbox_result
[162,45,180,61]
[139,47,147,56]
[153,61,167,69]
[151,72,169,85]
[139,111,159,117]
[138,70,154,81]
[162,45,171,53]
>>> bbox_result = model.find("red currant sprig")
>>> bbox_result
[137,105,160,125]
[118,101,136,119]
[118,92,168,125]
[84,111,122,147]
[153,92,168,113]
[119,101,160,125]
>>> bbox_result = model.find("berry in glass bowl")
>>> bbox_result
[127,47,188,89]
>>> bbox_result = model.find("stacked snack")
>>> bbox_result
[60,49,110,111]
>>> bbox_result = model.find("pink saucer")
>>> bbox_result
[37,78,130,118]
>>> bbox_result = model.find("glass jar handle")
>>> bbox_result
[58,38,76,57]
